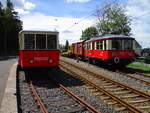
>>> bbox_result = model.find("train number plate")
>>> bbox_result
[34,57,48,61]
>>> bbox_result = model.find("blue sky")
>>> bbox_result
[19,0,121,17]
[1,0,150,48]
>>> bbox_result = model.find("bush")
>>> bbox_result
[144,57,150,64]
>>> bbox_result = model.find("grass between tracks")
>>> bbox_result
[127,63,150,71]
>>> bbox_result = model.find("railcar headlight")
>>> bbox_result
[30,60,33,64]
[49,59,53,63]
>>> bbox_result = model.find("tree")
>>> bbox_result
[64,40,69,52]
[7,0,13,10]
[80,27,98,40]
[96,3,131,36]
[0,2,2,12]
[59,44,65,52]
[0,0,22,56]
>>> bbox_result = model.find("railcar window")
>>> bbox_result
[84,44,88,50]
[24,34,35,50]
[90,42,92,50]
[112,40,122,50]
[36,34,46,49]
[47,35,57,49]
[124,40,133,50]
[96,42,100,50]
[100,41,103,50]
[104,40,106,50]
[87,43,90,50]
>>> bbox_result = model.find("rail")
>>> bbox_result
[60,59,150,113]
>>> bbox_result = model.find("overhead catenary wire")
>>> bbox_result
[64,0,123,31]
[131,11,150,20]
[64,1,150,34]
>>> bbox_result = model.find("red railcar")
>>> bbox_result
[18,30,59,69]
[73,35,135,65]
[72,40,85,58]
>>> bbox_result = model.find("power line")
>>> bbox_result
[65,0,119,31]
[66,12,96,30]
[131,11,150,20]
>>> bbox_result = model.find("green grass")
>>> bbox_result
[127,63,150,71]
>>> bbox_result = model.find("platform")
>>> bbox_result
[0,62,18,113]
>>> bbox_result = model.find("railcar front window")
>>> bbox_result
[36,34,46,49]
[47,35,57,49]
[112,40,122,50]
[24,34,35,50]
[124,40,133,50]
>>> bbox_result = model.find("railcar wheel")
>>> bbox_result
[114,57,120,64]
[88,58,92,64]
[92,58,97,64]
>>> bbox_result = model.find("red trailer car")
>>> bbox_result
[72,40,86,59]
[18,30,59,69]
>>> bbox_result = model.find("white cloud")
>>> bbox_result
[21,12,95,44]
[1,0,35,15]
[24,1,35,10]
[127,0,150,48]
[65,0,90,3]
[15,8,29,14]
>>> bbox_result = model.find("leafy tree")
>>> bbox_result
[7,0,13,10]
[59,44,65,52]
[80,27,98,40]
[64,40,69,52]
[96,3,131,36]
[0,2,2,12]
[0,0,22,56]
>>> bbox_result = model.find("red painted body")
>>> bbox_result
[71,36,135,65]
[84,50,135,60]
[19,50,59,68]
[72,41,85,56]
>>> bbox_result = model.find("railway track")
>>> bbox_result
[60,59,150,113]
[116,70,150,85]
[126,68,150,79]
[28,72,101,113]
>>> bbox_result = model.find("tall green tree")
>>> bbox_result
[0,0,22,56]
[80,27,98,40]
[59,44,65,52]
[96,3,131,36]
[64,40,69,52]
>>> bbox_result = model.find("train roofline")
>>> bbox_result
[85,35,134,42]
[19,30,59,34]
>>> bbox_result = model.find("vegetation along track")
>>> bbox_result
[60,59,150,113]
[22,70,101,113]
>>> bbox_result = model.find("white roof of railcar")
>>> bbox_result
[19,30,59,34]
[85,35,134,42]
